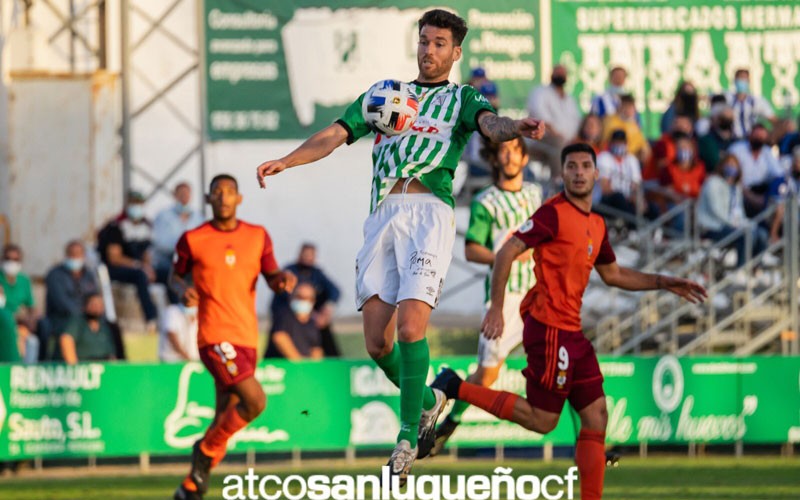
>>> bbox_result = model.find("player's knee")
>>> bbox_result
[396,323,424,343]
[241,393,267,421]
[365,338,392,360]
[580,399,608,431]
[523,411,559,434]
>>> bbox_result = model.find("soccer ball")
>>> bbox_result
[362,80,419,136]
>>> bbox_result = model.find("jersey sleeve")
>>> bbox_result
[465,201,493,247]
[261,229,280,275]
[595,224,617,265]
[458,85,496,134]
[513,204,558,248]
[335,93,372,145]
[172,232,193,276]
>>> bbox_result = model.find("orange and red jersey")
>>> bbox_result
[174,221,279,349]
[513,193,616,331]
[661,161,706,199]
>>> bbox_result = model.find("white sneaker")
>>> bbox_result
[417,388,446,459]
[386,439,417,486]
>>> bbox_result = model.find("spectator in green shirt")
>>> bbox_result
[0,295,21,363]
[59,293,116,364]
[1,244,38,362]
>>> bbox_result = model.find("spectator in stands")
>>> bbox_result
[97,191,158,331]
[44,240,99,359]
[159,303,199,362]
[778,113,800,160]
[0,288,21,362]
[661,133,706,231]
[59,293,116,364]
[575,114,603,153]
[597,129,643,218]
[728,124,783,217]
[661,81,700,134]
[273,243,341,357]
[726,68,775,140]
[645,114,695,182]
[526,64,582,176]
[602,94,651,164]
[479,81,500,111]
[698,99,736,172]
[152,182,204,303]
[697,154,765,267]
[265,283,323,360]
[468,67,488,90]
[768,146,800,243]
[695,94,728,137]
[1,244,39,362]
[590,66,627,118]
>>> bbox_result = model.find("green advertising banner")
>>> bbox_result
[203,0,540,140]
[0,356,799,460]
[204,0,800,141]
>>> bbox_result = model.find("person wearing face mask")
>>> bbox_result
[97,190,158,330]
[159,302,200,362]
[661,81,700,135]
[768,146,800,243]
[152,183,204,303]
[602,94,651,165]
[728,123,783,217]
[44,240,100,359]
[264,283,323,360]
[273,243,342,357]
[596,129,644,220]
[58,293,116,364]
[698,154,766,268]
[660,134,706,231]
[590,66,628,119]
[725,68,776,140]
[0,243,41,363]
[526,65,582,176]
[698,97,736,172]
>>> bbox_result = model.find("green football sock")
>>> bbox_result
[397,339,431,447]
[447,399,471,424]
[375,342,437,411]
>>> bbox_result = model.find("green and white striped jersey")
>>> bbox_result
[466,182,543,303]
[337,81,495,212]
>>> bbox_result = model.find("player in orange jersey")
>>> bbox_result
[432,143,706,500]
[171,174,295,500]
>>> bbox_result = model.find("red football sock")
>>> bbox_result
[576,429,606,500]
[181,476,198,492]
[457,382,519,421]
[199,404,249,465]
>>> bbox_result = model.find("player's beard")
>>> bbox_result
[418,57,453,82]
[565,178,594,199]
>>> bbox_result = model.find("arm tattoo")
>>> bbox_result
[479,113,520,142]
[508,236,528,253]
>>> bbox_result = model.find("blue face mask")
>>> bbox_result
[676,149,693,164]
[177,203,193,215]
[723,164,738,179]
[610,144,627,157]
[290,299,314,316]
[180,305,198,316]
[610,85,625,95]
[734,79,749,94]
[126,204,145,220]
[65,258,84,272]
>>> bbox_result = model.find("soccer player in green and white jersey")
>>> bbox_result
[256,9,545,480]
[430,136,542,456]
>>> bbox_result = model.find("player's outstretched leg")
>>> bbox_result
[430,363,503,457]
[175,377,266,499]
[575,397,608,500]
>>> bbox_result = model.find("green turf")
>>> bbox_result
[2,457,798,499]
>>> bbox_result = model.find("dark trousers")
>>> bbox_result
[704,225,766,268]
[319,325,341,357]
[107,265,158,322]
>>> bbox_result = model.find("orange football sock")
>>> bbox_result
[199,404,249,465]
[457,382,519,421]
[576,429,606,500]
[181,476,198,492]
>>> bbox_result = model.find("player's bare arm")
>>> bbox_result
[482,236,529,339]
[477,112,546,143]
[465,241,495,265]
[256,123,349,188]
[168,268,198,307]
[594,261,707,304]
[265,270,297,294]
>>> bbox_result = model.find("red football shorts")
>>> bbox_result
[198,342,257,389]
[522,315,604,413]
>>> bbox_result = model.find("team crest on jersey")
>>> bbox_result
[556,370,567,389]
[519,219,534,233]
[225,247,236,268]
[587,238,594,259]
[431,94,447,107]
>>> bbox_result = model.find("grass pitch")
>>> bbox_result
[1,456,798,499]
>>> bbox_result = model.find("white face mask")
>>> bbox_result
[2,261,21,277]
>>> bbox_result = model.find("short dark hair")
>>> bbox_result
[480,137,527,181]
[610,129,627,143]
[2,243,21,259]
[65,239,84,254]
[209,174,238,192]
[174,181,190,192]
[620,94,635,106]
[710,93,727,106]
[671,131,691,142]
[418,9,468,46]
[734,68,749,79]
[83,292,103,307]
[561,143,597,167]
[300,242,316,251]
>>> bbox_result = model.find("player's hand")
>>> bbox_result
[268,270,297,294]
[481,305,505,340]
[183,287,199,307]
[256,159,289,188]
[660,276,707,304]
[516,118,545,141]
